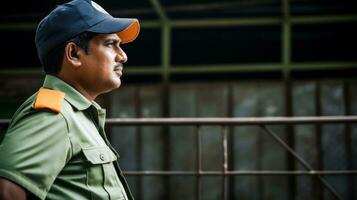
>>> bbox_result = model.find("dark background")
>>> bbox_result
[1,0,356,78]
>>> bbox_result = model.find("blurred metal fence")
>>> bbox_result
[1,116,357,199]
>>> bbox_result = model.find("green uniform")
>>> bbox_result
[0,75,133,200]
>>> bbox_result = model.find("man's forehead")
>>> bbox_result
[95,33,122,42]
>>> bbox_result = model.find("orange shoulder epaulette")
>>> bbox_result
[33,88,65,113]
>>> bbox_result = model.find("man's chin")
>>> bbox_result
[103,79,122,92]
[100,82,121,95]
[112,79,122,89]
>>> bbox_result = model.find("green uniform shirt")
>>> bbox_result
[0,75,133,200]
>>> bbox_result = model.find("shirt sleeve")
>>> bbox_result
[0,109,72,200]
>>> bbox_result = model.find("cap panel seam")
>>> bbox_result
[73,3,90,27]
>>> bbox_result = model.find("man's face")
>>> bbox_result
[78,33,127,96]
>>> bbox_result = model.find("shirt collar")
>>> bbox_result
[43,75,92,111]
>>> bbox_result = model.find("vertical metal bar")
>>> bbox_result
[282,0,291,75]
[315,82,323,200]
[227,83,234,199]
[162,99,170,200]
[222,126,229,200]
[261,125,345,200]
[256,92,264,200]
[343,81,354,200]
[148,0,171,84]
[162,22,171,200]
[257,125,263,200]
[158,15,171,200]
[135,87,143,199]
[161,26,171,199]
[282,0,295,198]
[284,80,296,200]
[162,24,171,84]
[161,84,170,200]
[196,125,202,200]
[147,1,171,199]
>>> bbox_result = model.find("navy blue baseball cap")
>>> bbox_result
[35,0,140,64]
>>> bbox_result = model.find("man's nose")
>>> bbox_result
[116,48,128,63]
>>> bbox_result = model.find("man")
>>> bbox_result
[0,0,139,199]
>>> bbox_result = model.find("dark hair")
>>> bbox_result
[41,31,99,75]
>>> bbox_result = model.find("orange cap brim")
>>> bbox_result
[117,19,140,44]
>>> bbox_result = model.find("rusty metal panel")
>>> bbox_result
[293,81,319,200]
[321,81,348,199]
[103,80,357,200]
[232,82,288,200]
[196,84,228,200]
[170,83,197,200]
[110,86,140,197]
[232,82,260,200]
[110,85,165,199]
[258,83,288,200]
[140,85,165,200]
[170,83,228,200]
[350,81,357,195]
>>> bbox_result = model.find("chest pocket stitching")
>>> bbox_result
[82,146,123,199]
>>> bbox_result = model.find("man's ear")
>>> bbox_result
[64,42,81,67]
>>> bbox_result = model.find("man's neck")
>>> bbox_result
[56,74,97,101]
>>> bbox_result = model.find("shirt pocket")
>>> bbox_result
[82,146,117,165]
[82,146,123,200]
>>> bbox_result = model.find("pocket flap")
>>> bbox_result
[82,146,117,164]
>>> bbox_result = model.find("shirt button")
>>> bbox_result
[100,154,105,161]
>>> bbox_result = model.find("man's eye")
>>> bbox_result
[107,41,120,48]
[107,42,115,46]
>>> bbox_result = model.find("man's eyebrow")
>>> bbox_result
[104,36,121,44]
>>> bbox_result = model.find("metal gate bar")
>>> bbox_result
[196,125,202,200]
[1,116,357,199]
[222,126,229,200]
[261,125,344,200]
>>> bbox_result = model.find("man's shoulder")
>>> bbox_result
[33,87,66,113]
[8,88,71,128]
